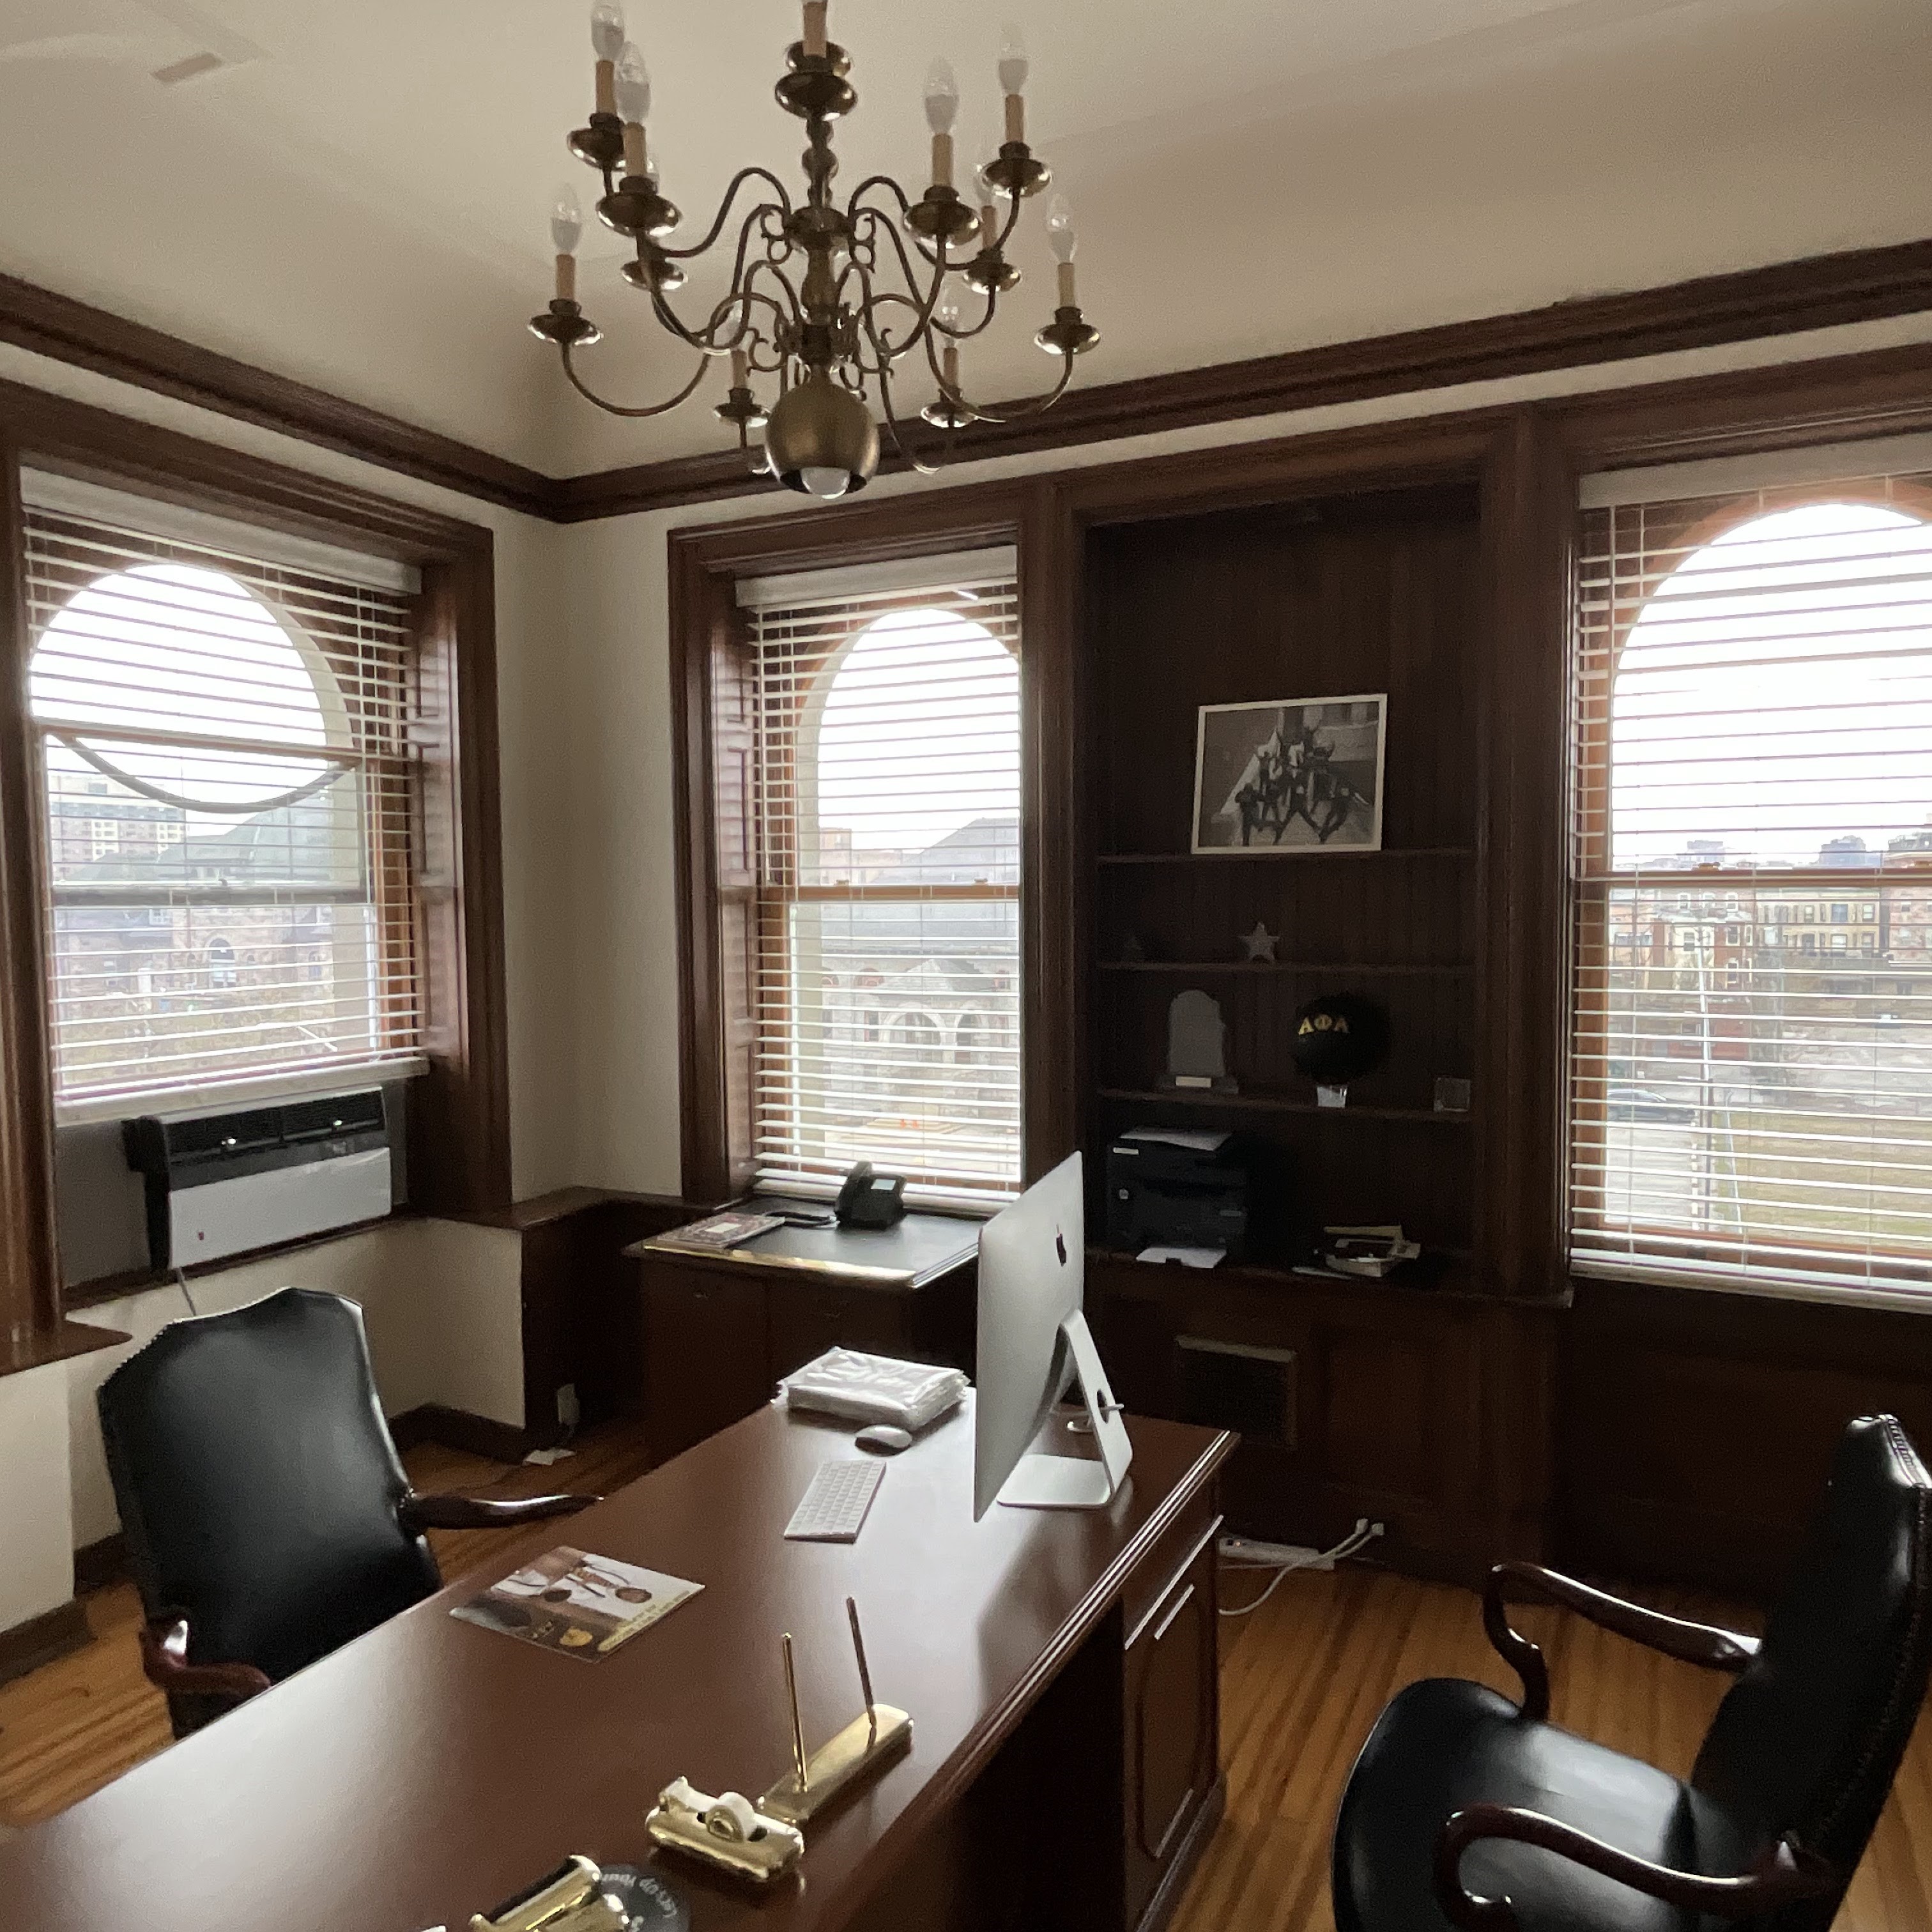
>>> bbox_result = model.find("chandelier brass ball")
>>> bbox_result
[763,372,879,499]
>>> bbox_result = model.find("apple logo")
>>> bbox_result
[1055,1228,1067,1266]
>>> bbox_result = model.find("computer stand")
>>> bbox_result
[997,1310,1135,1510]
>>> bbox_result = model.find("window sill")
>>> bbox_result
[1570,1256,1932,1315]
[63,1211,414,1314]
[0,1318,132,1382]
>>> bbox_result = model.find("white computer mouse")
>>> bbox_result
[854,1423,913,1455]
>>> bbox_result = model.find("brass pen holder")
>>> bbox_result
[760,1596,912,1825]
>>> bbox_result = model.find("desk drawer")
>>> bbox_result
[1124,1490,1221,1648]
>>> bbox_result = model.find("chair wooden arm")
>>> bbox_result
[397,1489,599,1533]
[1433,1805,1836,1932]
[1482,1561,1760,1721]
[138,1617,272,1704]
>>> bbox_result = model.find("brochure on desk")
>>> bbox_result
[451,1545,702,1660]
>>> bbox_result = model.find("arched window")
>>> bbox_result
[26,512,422,1112]
[740,564,1022,1203]
[1572,487,1932,1297]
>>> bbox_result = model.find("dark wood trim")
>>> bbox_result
[387,1402,533,1463]
[1136,1771,1227,1932]
[0,272,555,519]
[72,1531,126,1595]
[405,545,514,1216]
[0,1598,89,1688]
[561,238,1932,520]
[4,243,1926,526]
[0,427,65,1356]
[1472,412,1575,1301]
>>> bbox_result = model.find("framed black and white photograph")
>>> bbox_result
[1191,693,1387,852]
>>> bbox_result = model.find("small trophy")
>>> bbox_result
[1158,989,1238,1095]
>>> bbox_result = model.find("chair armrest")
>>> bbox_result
[1433,1805,1836,1932]
[1482,1561,1759,1720]
[397,1490,600,1533]
[138,1617,272,1703]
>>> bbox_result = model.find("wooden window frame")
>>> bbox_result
[0,377,511,1347]
[1570,475,1932,1292]
[668,480,1072,1206]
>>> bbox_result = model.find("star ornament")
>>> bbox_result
[1241,922,1279,963]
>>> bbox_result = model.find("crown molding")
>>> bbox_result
[3,240,1929,526]
[0,270,556,519]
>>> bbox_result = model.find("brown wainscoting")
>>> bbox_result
[0,272,555,518]
[0,1599,89,1690]
[560,238,1932,519]
[387,1402,533,1464]
[1091,1255,1560,1587]
[1556,1277,1932,1601]
[71,1533,126,1596]
[4,243,1929,525]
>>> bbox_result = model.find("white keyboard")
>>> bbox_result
[783,1459,885,1543]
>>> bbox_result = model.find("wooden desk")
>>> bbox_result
[0,1401,1233,1932]
[625,1208,980,1463]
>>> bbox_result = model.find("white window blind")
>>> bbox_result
[22,490,424,1119]
[742,559,1022,1206]
[1570,468,1932,1305]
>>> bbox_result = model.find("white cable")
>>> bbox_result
[174,1267,201,1317]
[1218,1522,1379,1617]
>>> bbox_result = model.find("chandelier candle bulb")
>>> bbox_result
[998,24,1028,143]
[731,348,749,388]
[803,0,827,58]
[624,121,647,174]
[549,186,583,301]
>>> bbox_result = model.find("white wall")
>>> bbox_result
[63,1219,525,1554]
[0,1364,75,1632]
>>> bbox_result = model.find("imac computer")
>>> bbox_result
[974,1151,1133,1519]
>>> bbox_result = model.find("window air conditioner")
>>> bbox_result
[123,1089,392,1273]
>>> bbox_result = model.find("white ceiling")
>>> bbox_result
[0,0,1927,475]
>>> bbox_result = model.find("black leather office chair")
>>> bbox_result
[99,1287,599,1737]
[1333,1413,1932,1932]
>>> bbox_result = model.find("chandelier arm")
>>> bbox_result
[659,172,793,261]
[874,365,947,479]
[556,342,714,418]
[935,286,1000,344]
[940,349,1078,425]
[694,266,795,355]
[843,173,917,227]
[854,204,948,324]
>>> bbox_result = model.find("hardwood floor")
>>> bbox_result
[1172,1563,1932,1932]
[2,1422,1927,1930]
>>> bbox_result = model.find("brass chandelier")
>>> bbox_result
[529,1,1100,498]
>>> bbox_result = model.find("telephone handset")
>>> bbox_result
[834,1160,907,1230]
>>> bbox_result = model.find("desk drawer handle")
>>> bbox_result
[1151,1581,1195,1645]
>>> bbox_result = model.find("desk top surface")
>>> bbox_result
[0,1402,1231,1932]
[625,1199,983,1290]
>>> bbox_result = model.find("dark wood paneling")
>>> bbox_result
[1558,1279,1932,1599]
[562,240,1932,519]
[0,272,554,517]
[1092,1257,1554,1584]
[1472,413,1575,1301]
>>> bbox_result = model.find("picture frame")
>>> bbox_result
[1190,693,1388,854]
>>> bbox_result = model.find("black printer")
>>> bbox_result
[1104,1127,1293,1262]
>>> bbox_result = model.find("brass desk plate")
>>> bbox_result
[760,1596,914,1825]
[645,1779,803,1885]
[760,1702,913,1825]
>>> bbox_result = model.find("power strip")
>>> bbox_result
[1218,1521,1387,1571]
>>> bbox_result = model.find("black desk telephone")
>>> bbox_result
[834,1160,907,1229]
